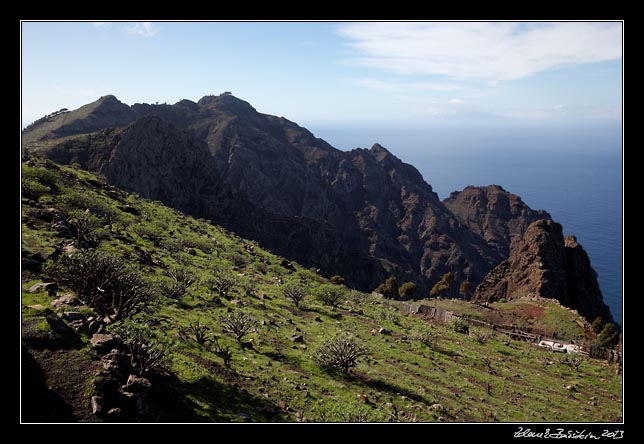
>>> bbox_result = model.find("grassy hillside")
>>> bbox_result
[21,157,622,422]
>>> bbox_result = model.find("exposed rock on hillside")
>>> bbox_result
[46,116,222,219]
[472,219,613,322]
[444,185,551,257]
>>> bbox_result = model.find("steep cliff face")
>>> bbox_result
[473,220,613,322]
[326,144,502,286]
[46,117,222,219]
[562,235,613,323]
[444,185,551,257]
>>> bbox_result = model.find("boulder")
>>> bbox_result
[125,374,152,393]
[93,370,120,393]
[357,393,369,404]
[90,333,123,353]
[22,252,46,272]
[62,311,84,321]
[51,294,81,307]
[45,313,79,339]
[106,407,123,418]
[289,334,304,343]
[62,244,78,255]
[51,219,72,237]
[102,349,128,377]
[91,395,104,415]
[378,327,392,335]
[87,320,100,335]
[28,282,57,294]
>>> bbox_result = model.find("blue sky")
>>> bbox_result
[21,21,622,132]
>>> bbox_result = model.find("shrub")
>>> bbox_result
[22,163,59,191]
[212,336,233,368]
[374,276,399,299]
[221,311,256,342]
[22,178,49,201]
[314,334,368,373]
[283,282,307,308]
[253,262,268,275]
[315,284,344,308]
[46,249,151,321]
[459,280,472,299]
[68,210,106,247]
[132,223,163,242]
[398,282,417,300]
[597,323,620,348]
[187,321,210,345]
[111,320,175,376]
[160,237,182,253]
[591,316,605,334]
[430,272,456,298]
[412,329,435,348]
[470,328,490,344]
[160,268,196,301]
[294,268,325,284]
[451,318,470,334]
[207,269,237,299]
[379,309,401,326]
[225,252,247,267]
[239,277,257,297]
[60,191,119,224]
[180,236,215,254]
[330,275,345,286]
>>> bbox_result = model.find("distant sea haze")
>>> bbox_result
[311,123,623,325]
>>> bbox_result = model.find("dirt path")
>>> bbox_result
[22,347,101,422]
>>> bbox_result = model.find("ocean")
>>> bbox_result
[308,123,623,325]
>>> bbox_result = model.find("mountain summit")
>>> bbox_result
[22,95,139,144]
[21,93,610,320]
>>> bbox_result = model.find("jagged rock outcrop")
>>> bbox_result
[473,219,613,322]
[444,185,551,257]
[563,235,613,323]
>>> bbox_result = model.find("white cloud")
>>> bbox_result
[337,22,621,82]
[127,22,160,38]
[350,78,460,92]
[91,22,110,28]
[449,98,465,104]
[553,104,564,110]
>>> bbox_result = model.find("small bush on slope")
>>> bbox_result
[46,249,152,321]
[314,334,368,374]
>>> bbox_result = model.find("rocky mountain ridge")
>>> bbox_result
[22,93,612,321]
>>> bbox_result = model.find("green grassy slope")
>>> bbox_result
[21,157,622,422]
[21,101,102,144]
